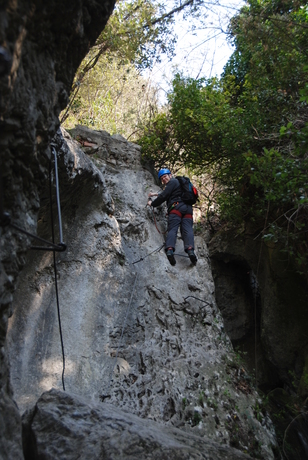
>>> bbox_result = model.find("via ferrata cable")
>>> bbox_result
[0,149,66,252]
[131,205,166,264]
[52,146,64,245]
[49,154,66,391]
[132,243,165,264]
[0,147,67,391]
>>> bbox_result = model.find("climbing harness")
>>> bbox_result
[168,202,192,219]
[168,201,179,213]
[169,209,193,219]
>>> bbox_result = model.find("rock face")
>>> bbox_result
[208,231,308,459]
[22,388,254,460]
[7,126,277,459]
[1,3,304,458]
[0,2,115,458]
[209,232,308,393]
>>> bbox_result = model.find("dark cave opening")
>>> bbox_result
[211,257,283,392]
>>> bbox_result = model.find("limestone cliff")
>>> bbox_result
[0,1,115,458]
[1,1,306,458]
[6,126,277,459]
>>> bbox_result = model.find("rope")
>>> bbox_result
[132,243,165,264]
[101,271,139,399]
[283,411,308,460]
[1,148,66,390]
[0,170,4,219]
[253,269,260,389]
[131,206,166,265]
[253,200,270,388]
[0,148,66,252]
[183,295,212,307]
[8,221,66,251]
[141,208,191,263]
[49,158,66,391]
[52,147,64,244]
[149,206,168,235]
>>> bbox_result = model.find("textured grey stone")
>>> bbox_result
[7,127,277,459]
[23,388,254,460]
[0,2,116,458]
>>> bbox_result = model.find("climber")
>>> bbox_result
[147,168,197,266]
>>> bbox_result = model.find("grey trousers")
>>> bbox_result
[165,202,194,252]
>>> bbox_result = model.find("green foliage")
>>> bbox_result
[62,0,203,135]
[138,112,175,165]
[198,391,205,406]
[192,410,202,426]
[233,349,248,368]
[139,0,308,273]
[95,0,177,70]
[62,55,158,138]
[208,398,218,410]
[252,400,265,423]
[139,74,246,172]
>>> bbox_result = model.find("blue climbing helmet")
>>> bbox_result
[158,168,171,180]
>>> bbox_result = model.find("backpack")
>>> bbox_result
[176,176,199,205]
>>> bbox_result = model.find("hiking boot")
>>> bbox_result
[166,248,176,266]
[187,248,197,265]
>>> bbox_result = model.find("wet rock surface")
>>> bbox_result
[7,127,277,459]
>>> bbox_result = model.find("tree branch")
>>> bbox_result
[148,0,194,27]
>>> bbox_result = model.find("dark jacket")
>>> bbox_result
[151,178,182,209]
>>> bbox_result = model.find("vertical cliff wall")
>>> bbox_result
[209,233,308,393]
[1,2,303,457]
[0,2,115,458]
[208,228,308,459]
[6,126,277,459]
